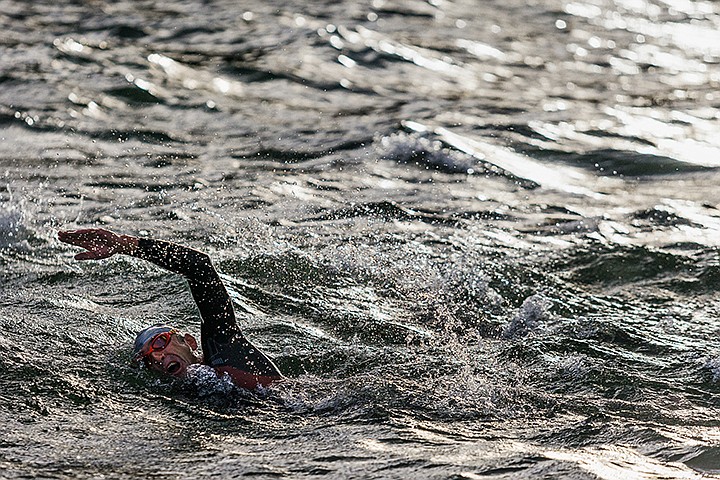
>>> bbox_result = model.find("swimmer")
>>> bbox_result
[58,228,282,390]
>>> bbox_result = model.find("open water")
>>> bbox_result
[3,0,720,478]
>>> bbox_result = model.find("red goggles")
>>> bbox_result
[137,330,176,362]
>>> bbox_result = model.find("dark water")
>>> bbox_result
[3,0,720,478]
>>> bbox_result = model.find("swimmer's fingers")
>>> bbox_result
[59,228,137,260]
[58,229,84,246]
[59,228,120,249]
[58,229,110,247]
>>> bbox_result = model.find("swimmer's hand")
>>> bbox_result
[58,228,139,261]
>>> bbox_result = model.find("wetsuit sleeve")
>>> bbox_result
[132,238,239,342]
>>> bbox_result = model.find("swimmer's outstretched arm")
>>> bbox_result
[58,228,240,342]
[59,228,282,382]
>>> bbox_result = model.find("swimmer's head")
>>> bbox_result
[133,324,201,377]
[133,324,172,358]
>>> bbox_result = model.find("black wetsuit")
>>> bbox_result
[133,238,282,389]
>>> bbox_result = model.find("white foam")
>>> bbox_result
[184,363,236,396]
[376,132,476,174]
[503,294,551,338]
[703,357,720,382]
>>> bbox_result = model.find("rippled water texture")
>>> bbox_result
[3,0,720,478]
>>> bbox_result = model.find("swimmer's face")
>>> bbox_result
[144,332,201,378]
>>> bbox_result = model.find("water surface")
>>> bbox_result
[2,0,720,478]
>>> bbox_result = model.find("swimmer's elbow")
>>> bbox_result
[199,252,222,280]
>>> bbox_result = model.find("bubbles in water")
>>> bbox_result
[503,294,552,339]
